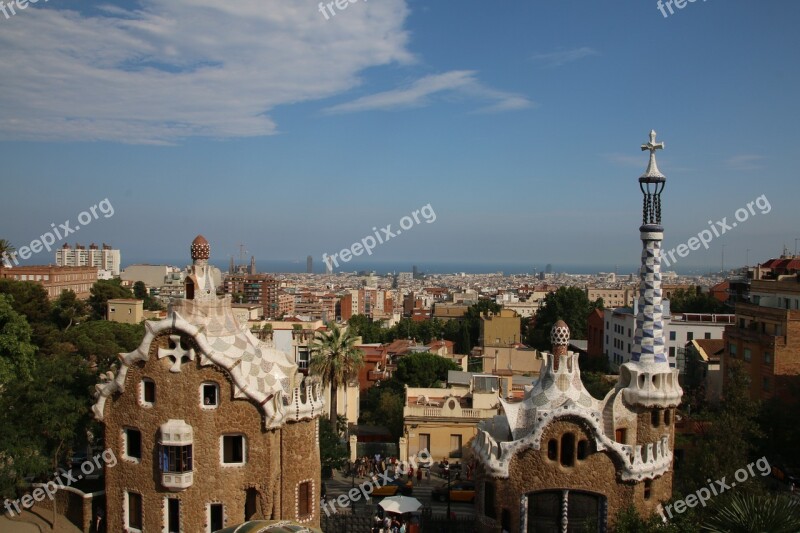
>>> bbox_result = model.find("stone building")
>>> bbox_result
[92,235,324,532]
[471,132,683,532]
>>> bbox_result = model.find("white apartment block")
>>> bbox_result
[604,303,734,371]
[55,243,121,276]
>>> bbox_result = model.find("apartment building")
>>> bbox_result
[0,265,98,299]
[55,242,121,276]
[723,272,800,400]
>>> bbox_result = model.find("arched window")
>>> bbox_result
[560,433,575,467]
[547,439,558,461]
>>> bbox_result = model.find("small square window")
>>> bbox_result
[222,435,245,465]
[744,348,752,362]
[669,331,676,341]
[202,383,219,408]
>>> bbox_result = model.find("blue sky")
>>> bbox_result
[0,0,798,273]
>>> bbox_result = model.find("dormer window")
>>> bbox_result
[201,382,219,409]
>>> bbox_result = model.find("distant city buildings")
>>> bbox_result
[603,304,734,371]
[306,255,313,274]
[0,265,97,299]
[55,242,120,277]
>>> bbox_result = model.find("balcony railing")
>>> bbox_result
[403,405,497,420]
[725,325,786,347]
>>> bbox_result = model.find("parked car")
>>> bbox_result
[371,478,414,497]
[432,481,475,503]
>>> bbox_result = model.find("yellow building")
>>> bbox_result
[107,298,144,324]
[402,373,505,464]
[480,309,521,347]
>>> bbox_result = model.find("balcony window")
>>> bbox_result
[764,352,772,364]
[729,344,737,357]
[160,420,194,491]
[744,348,752,362]
[161,445,193,473]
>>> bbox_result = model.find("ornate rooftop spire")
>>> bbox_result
[191,235,210,261]
[639,130,666,229]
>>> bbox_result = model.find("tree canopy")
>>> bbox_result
[526,287,603,350]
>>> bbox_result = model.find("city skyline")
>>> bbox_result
[1,1,797,270]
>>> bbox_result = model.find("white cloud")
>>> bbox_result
[532,47,599,67]
[0,0,413,144]
[325,71,533,114]
[726,154,765,171]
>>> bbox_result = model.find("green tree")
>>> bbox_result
[132,281,163,312]
[318,418,347,478]
[347,314,385,344]
[0,352,93,528]
[310,323,365,426]
[527,287,603,350]
[702,492,800,533]
[0,239,15,266]
[65,320,145,373]
[393,352,459,387]
[51,290,89,331]
[359,379,406,441]
[0,294,36,388]
[88,279,133,319]
[668,288,728,314]
[678,360,761,492]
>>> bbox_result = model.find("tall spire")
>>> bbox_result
[617,131,681,408]
[632,131,667,364]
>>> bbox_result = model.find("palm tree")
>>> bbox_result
[0,239,14,268]
[702,492,800,533]
[310,322,364,426]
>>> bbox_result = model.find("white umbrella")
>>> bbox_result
[378,495,422,514]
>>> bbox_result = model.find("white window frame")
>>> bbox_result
[163,497,181,533]
[206,502,225,533]
[140,378,155,408]
[125,491,143,533]
[200,382,220,410]
[122,427,142,463]
[220,435,246,466]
